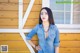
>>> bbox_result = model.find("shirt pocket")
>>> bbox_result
[49,31,56,40]
[37,31,44,40]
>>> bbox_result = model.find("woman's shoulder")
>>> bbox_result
[50,24,57,28]
[34,24,40,28]
[35,24,40,27]
[50,24,58,30]
[34,24,39,28]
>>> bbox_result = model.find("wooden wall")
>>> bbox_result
[0,0,80,53]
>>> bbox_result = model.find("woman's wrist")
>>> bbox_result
[35,45,36,49]
[33,45,36,48]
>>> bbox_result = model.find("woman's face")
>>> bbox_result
[40,9,49,22]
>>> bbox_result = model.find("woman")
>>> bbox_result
[26,7,60,53]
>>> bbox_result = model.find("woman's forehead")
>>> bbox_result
[41,9,47,13]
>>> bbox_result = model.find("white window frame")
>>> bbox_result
[42,0,80,33]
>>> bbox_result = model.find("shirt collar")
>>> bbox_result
[39,24,54,29]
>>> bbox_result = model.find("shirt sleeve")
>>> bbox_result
[53,26,60,47]
[26,24,39,40]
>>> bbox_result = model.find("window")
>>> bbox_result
[50,0,71,24]
[42,0,80,33]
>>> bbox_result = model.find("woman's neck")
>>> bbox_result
[42,21,49,27]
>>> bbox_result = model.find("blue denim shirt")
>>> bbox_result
[26,24,60,53]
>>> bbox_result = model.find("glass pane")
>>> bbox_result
[73,0,80,11]
[65,4,71,11]
[53,12,64,24]
[50,0,64,10]
[73,12,80,24]
[65,12,71,24]
[73,4,80,11]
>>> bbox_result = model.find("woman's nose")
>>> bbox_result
[43,13,46,17]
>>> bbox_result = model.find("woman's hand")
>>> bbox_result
[35,45,41,50]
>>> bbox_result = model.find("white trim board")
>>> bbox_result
[0,29,80,33]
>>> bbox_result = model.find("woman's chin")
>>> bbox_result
[42,20,48,22]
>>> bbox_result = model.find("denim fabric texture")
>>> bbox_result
[26,24,60,53]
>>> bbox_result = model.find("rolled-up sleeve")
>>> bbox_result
[26,24,39,40]
[54,26,60,47]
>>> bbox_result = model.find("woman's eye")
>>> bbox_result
[41,13,43,15]
[41,12,48,15]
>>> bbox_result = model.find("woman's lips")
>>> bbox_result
[42,18,45,20]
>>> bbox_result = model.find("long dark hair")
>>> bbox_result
[39,7,55,25]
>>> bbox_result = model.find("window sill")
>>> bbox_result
[56,24,80,33]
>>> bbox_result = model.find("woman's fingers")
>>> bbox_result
[36,45,41,50]
[37,45,41,50]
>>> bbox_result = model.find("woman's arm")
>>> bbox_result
[54,25,60,53]
[27,40,41,50]
[55,46,59,53]
[26,24,41,50]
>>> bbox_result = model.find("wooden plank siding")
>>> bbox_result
[0,0,80,53]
